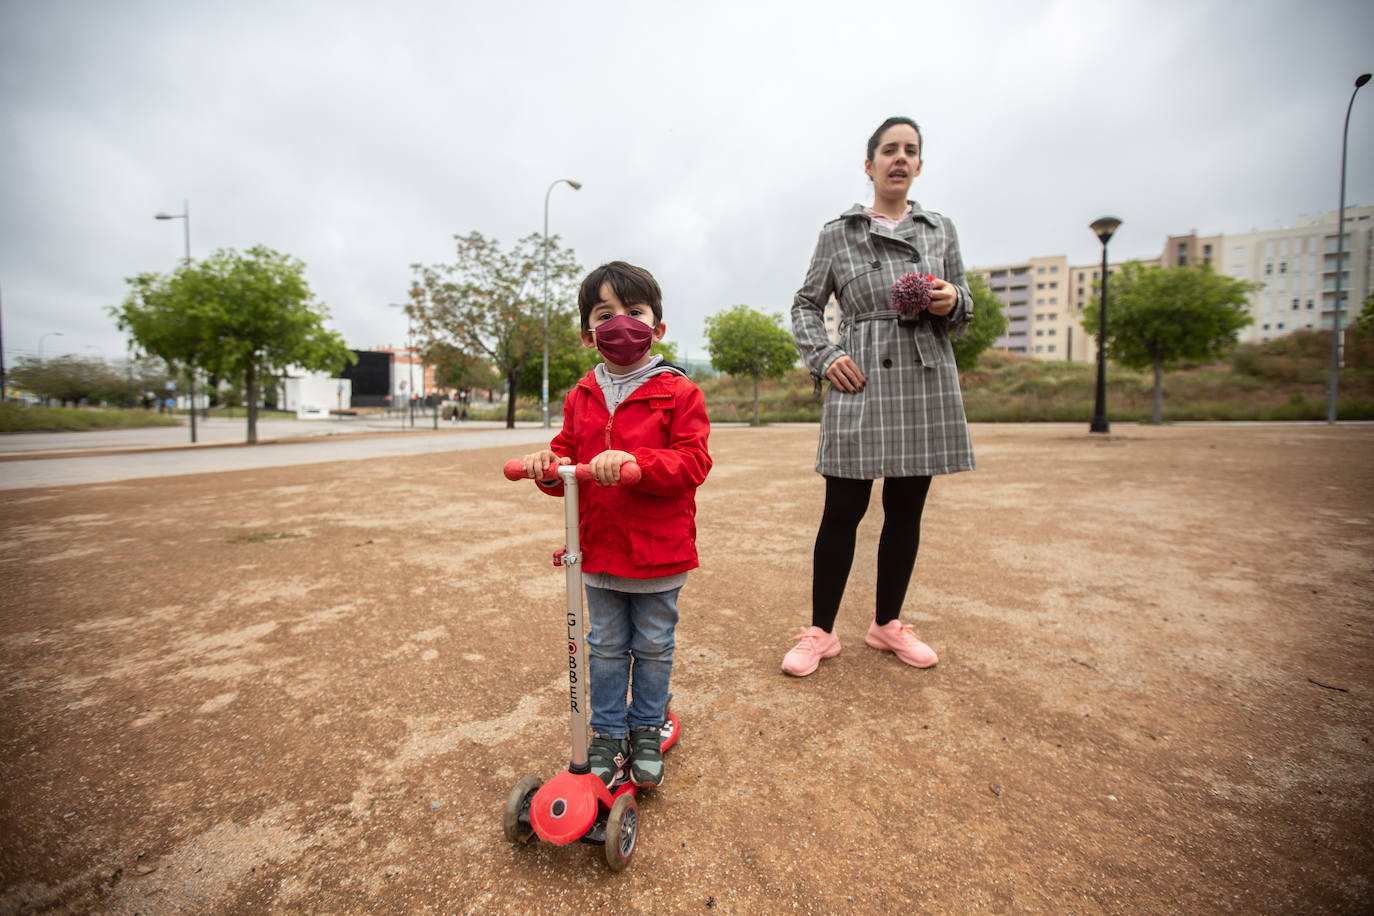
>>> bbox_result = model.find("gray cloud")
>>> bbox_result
[2,0,1371,372]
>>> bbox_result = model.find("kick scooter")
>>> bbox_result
[500,458,681,871]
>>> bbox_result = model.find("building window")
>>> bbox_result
[1036,282,1045,290]
[1050,266,1059,272]
[1047,345,1056,352]
[1048,329,1057,336]
[1177,242,1188,266]
[1265,263,1272,275]
[1035,330,1044,337]
[1280,261,1287,274]
[1263,323,1270,330]
[1037,267,1045,273]
[1035,345,1044,353]
[1078,272,1086,282]
[1048,313,1058,320]
[1203,244,1213,265]
[1292,298,1300,310]
[1307,299,1314,309]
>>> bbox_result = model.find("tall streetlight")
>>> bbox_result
[1089,217,1122,434]
[155,200,196,442]
[38,331,63,407]
[543,178,582,428]
[1326,73,1371,425]
[39,331,63,364]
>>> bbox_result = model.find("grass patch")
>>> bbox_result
[229,531,303,544]
[212,407,298,420]
[0,405,182,432]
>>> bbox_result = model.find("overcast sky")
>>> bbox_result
[2,0,1371,373]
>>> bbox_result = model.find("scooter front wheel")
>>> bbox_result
[503,773,542,844]
[604,793,638,871]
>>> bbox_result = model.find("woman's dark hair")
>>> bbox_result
[577,261,663,331]
[866,116,923,162]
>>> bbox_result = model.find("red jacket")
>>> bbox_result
[544,368,712,578]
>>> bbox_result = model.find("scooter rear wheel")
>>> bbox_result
[502,773,542,844]
[604,793,638,871]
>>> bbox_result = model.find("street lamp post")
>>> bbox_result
[155,200,196,442]
[38,331,63,407]
[1326,73,1371,425]
[38,331,63,364]
[543,178,582,428]
[1089,217,1122,434]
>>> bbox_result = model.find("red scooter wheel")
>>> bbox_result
[502,773,542,845]
[604,793,638,871]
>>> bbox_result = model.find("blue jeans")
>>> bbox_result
[584,585,680,738]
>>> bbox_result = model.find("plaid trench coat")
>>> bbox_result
[792,201,976,479]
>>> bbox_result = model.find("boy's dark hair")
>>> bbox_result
[578,261,663,331]
[866,116,923,162]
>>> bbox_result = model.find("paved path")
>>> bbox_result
[0,419,555,489]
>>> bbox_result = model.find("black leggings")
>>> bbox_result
[811,475,932,632]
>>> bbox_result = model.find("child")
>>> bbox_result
[521,261,711,788]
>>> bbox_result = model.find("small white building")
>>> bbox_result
[281,374,352,419]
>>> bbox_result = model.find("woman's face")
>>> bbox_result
[864,123,922,196]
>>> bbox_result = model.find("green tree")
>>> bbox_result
[703,305,797,425]
[406,232,581,429]
[8,355,124,406]
[115,246,354,443]
[1355,291,1374,333]
[952,273,1010,371]
[1082,262,1256,423]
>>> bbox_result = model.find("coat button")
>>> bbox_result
[882,358,893,368]
[909,255,920,262]
[870,260,880,268]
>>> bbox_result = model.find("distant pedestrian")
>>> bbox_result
[782,116,975,677]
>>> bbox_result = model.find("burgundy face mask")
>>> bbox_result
[593,314,654,366]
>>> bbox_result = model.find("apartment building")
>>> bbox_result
[1215,206,1373,343]
[972,254,1119,363]
[971,206,1372,361]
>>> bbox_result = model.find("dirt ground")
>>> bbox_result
[0,423,1371,915]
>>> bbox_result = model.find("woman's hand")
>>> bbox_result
[588,449,637,486]
[927,278,957,317]
[522,449,569,481]
[825,354,866,393]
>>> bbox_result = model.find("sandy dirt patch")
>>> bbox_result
[1,424,1371,914]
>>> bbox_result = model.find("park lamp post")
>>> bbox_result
[1089,216,1122,434]
[39,330,63,364]
[155,200,197,443]
[1326,73,1371,425]
[543,178,582,429]
[38,331,63,407]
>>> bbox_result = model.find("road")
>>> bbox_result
[0,416,555,489]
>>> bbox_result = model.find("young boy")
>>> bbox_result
[521,261,711,788]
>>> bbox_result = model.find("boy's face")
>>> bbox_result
[580,281,667,354]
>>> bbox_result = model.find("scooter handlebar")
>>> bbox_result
[503,458,642,487]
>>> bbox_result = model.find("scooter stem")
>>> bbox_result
[559,463,591,773]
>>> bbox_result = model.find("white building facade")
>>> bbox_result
[1219,206,1373,344]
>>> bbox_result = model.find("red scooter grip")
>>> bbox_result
[503,458,642,487]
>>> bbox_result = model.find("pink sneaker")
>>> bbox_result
[781,626,841,676]
[865,619,938,668]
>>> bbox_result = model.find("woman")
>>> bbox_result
[783,116,975,677]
